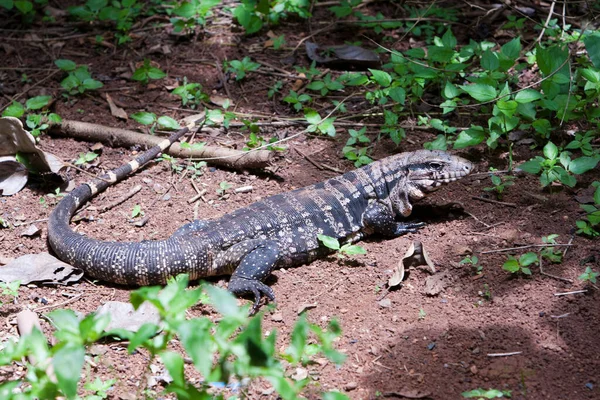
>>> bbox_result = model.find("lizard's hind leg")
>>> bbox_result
[171,220,210,237]
[224,239,281,312]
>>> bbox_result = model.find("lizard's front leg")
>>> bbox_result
[222,239,281,312]
[363,201,425,237]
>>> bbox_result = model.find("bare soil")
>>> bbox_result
[1,2,599,399]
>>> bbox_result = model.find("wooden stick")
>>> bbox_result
[99,185,142,213]
[472,196,517,208]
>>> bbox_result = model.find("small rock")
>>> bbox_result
[20,224,40,237]
[539,311,545,317]
[378,298,392,308]
[271,313,284,322]
[427,342,436,350]
[344,382,358,391]
[585,382,594,390]
[470,365,478,374]
[291,368,308,381]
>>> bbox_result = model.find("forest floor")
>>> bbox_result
[1,1,599,399]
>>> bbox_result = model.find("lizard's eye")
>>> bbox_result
[429,162,443,170]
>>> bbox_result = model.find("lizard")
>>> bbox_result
[48,123,473,310]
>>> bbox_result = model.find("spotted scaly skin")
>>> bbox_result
[48,134,473,310]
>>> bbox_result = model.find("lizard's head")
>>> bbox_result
[402,150,473,199]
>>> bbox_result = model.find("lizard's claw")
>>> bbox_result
[228,276,276,314]
[395,221,426,235]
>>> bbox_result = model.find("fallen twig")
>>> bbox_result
[51,120,274,170]
[472,196,517,208]
[539,255,573,283]
[554,290,587,297]
[99,185,142,213]
[294,147,323,170]
[481,244,573,254]
[487,351,522,357]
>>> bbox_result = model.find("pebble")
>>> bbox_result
[270,313,283,322]
[344,382,358,391]
[378,298,391,308]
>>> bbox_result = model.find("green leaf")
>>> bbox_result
[515,89,542,103]
[53,345,85,399]
[532,119,551,136]
[175,318,213,378]
[157,116,180,130]
[54,59,77,71]
[543,141,558,160]
[519,252,538,266]
[161,351,185,386]
[388,87,406,105]
[131,112,156,125]
[204,284,245,318]
[502,258,520,273]
[127,323,160,353]
[536,44,569,78]
[443,81,460,99]
[569,157,599,175]
[82,79,103,90]
[341,244,367,255]
[2,101,25,118]
[481,50,499,71]
[14,0,32,13]
[25,95,52,110]
[427,46,455,63]
[317,234,340,250]
[518,157,543,174]
[583,32,600,69]
[368,69,392,87]
[147,67,166,80]
[454,126,486,149]
[496,100,518,117]
[501,37,522,60]
[459,83,497,102]
[323,391,351,400]
[441,29,457,49]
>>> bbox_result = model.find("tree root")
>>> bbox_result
[50,120,275,170]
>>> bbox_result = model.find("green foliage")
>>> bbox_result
[131,59,167,85]
[540,234,562,263]
[130,112,180,133]
[305,109,336,136]
[306,73,344,96]
[234,0,310,34]
[483,173,514,199]
[217,181,232,198]
[519,142,599,188]
[170,0,221,33]
[283,90,312,111]
[502,252,538,276]
[131,204,143,218]
[69,0,144,44]
[578,266,598,284]
[576,182,600,237]
[343,127,372,167]
[74,151,99,165]
[459,255,482,274]
[0,280,20,306]
[0,275,345,399]
[462,387,511,398]
[171,78,209,108]
[226,57,261,81]
[55,59,103,96]
[1,95,59,137]
[317,234,367,259]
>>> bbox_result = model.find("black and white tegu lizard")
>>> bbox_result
[48,126,473,310]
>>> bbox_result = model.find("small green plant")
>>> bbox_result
[0,217,10,229]
[576,181,600,237]
[217,181,233,198]
[479,283,492,301]
[462,387,511,398]
[132,59,167,85]
[84,377,116,399]
[172,78,209,108]
[74,151,99,166]
[283,90,312,111]
[130,112,180,134]
[306,73,344,96]
[342,127,372,167]
[483,173,514,199]
[418,308,427,320]
[268,80,283,99]
[460,254,483,274]
[305,108,336,137]
[0,280,20,306]
[317,234,366,259]
[131,204,143,218]
[502,252,538,276]
[170,0,220,33]
[185,160,207,179]
[2,95,60,137]
[578,266,598,285]
[55,59,103,96]
[519,142,599,188]
[226,57,261,81]
[45,188,66,205]
[160,154,183,174]
[540,234,562,263]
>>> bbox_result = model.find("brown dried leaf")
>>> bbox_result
[0,156,28,195]
[106,94,128,120]
[0,252,83,284]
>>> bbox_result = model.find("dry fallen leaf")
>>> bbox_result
[389,241,436,288]
[106,94,128,120]
[0,117,64,195]
[0,252,83,284]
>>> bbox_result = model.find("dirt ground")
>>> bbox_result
[1,1,600,399]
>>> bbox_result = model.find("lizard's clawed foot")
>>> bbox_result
[228,275,276,314]
[395,221,426,235]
